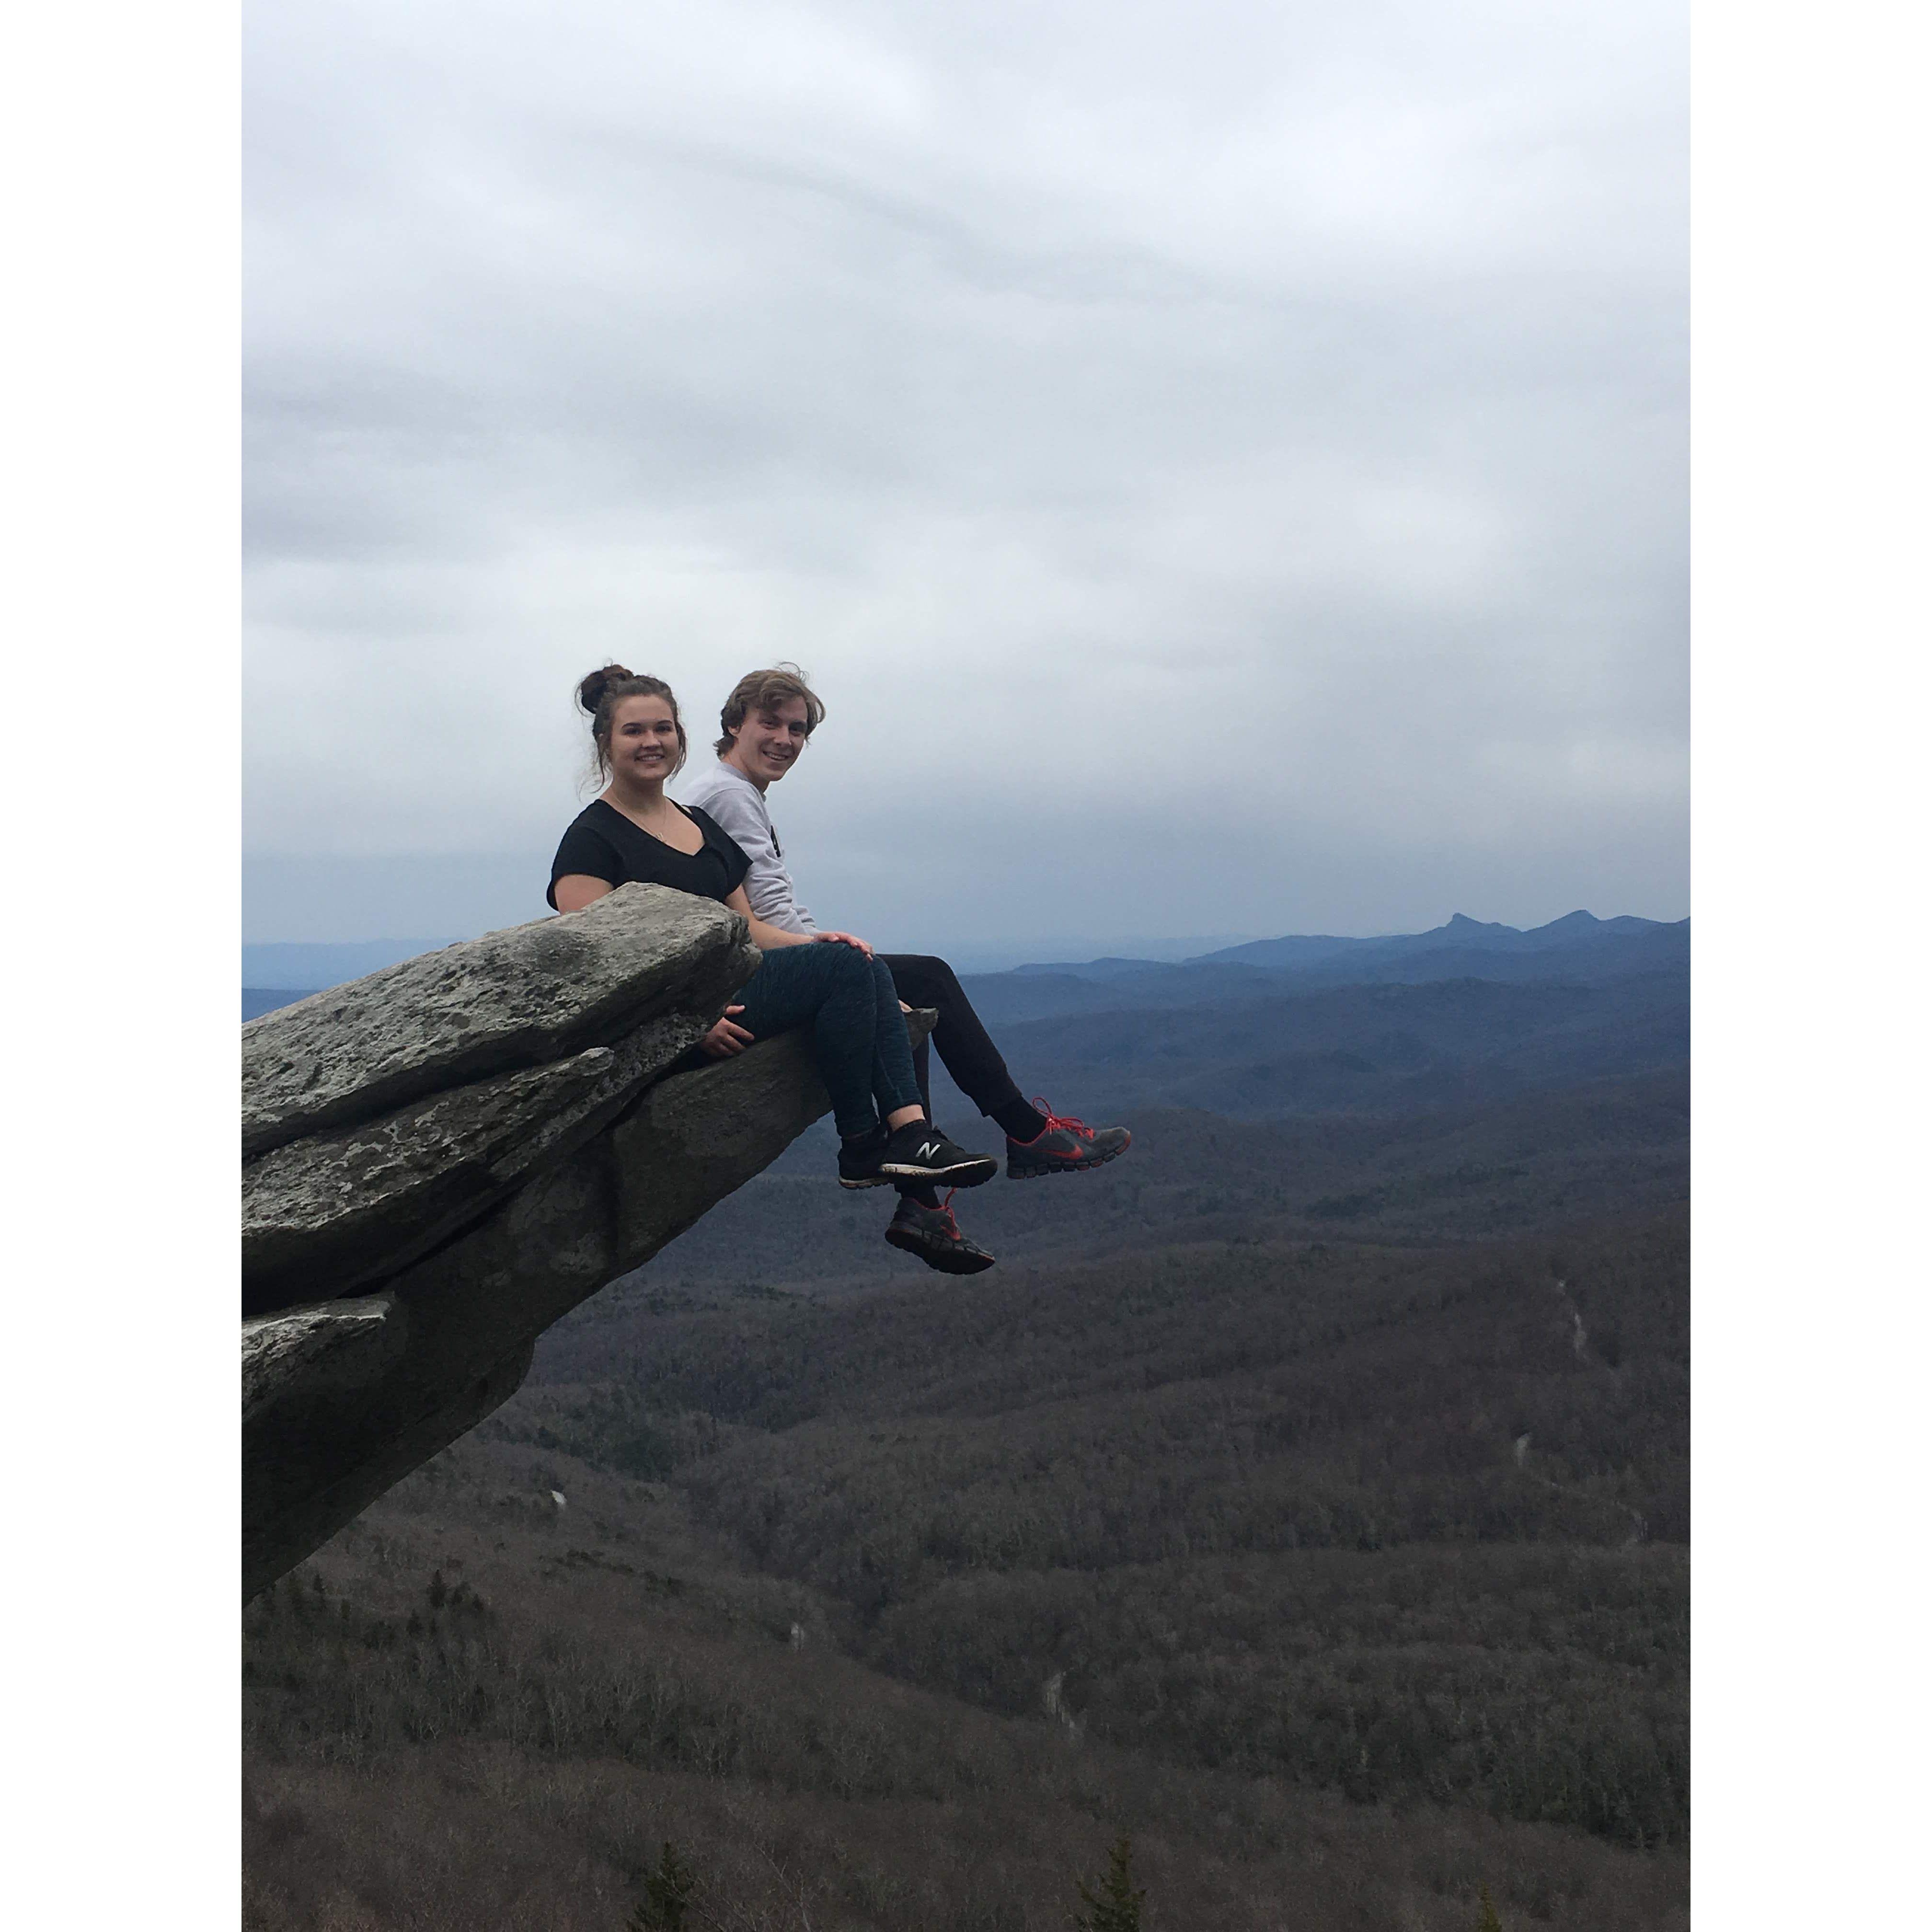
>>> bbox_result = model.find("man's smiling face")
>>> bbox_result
[727,696,812,788]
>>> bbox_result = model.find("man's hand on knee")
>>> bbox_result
[811,930,875,958]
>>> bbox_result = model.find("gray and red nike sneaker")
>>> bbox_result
[1005,1098,1132,1180]
[884,1190,997,1275]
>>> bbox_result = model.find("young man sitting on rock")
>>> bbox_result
[679,665,1131,1276]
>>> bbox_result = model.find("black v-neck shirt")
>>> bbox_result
[546,798,750,910]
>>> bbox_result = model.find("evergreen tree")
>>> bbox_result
[627,1841,700,1931]
[1473,1884,1505,1932]
[1073,1837,1145,1932]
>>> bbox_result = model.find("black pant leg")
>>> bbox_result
[877,953,1026,1118]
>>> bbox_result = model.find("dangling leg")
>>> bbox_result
[876,953,1132,1181]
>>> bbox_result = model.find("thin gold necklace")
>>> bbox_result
[609,789,679,837]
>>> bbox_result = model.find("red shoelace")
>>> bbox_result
[907,1188,963,1233]
[1032,1096,1093,1141]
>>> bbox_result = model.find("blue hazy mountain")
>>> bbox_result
[1195,909,1673,970]
[954,913,1687,1028]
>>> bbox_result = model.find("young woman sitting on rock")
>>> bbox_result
[548,666,999,1251]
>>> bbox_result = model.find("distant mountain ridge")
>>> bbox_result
[1197,908,1675,971]
[1009,909,1680,979]
[955,913,1687,1032]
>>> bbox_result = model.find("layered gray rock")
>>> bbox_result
[242,885,756,1158]
[243,1014,706,1311]
[243,1293,406,1427]
[241,891,935,1602]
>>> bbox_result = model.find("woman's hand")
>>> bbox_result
[812,930,874,959]
[700,1006,756,1058]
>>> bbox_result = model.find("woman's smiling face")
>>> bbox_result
[608,693,683,784]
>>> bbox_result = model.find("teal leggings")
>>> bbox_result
[731,941,922,1137]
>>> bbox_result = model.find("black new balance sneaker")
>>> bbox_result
[878,1119,999,1187]
[884,1191,997,1275]
[839,1120,998,1189]
[837,1125,894,1189]
[1005,1098,1132,1180]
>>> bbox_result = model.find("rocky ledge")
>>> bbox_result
[242,885,929,1602]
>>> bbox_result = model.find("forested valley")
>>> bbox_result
[245,925,1690,1932]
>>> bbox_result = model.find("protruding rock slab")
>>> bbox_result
[242,886,756,1158]
[242,1012,708,1313]
[242,1009,936,1601]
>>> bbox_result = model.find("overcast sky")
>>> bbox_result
[243,0,1686,959]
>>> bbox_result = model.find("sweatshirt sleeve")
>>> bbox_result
[684,773,818,934]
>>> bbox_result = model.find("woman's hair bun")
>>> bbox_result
[577,664,636,713]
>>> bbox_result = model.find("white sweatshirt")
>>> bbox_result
[678,759,819,936]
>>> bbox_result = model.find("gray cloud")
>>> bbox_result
[245,0,1686,951]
